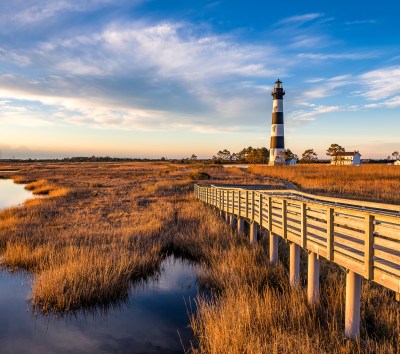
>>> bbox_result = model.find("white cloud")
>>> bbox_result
[1,0,132,25]
[0,47,31,66]
[302,75,351,100]
[297,52,377,60]
[359,66,400,101]
[345,20,376,25]
[288,105,340,121]
[277,13,324,25]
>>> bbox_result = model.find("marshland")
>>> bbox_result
[0,162,399,353]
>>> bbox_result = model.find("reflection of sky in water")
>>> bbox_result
[0,257,198,354]
[0,180,33,209]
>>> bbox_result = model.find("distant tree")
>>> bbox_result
[190,154,198,160]
[327,143,345,165]
[244,147,269,164]
[160,157,166,161]
[326,143,345,157]
[392,151,399,160]
[215,149,232,162]
[301,149,318,163]
[284,148,297,160]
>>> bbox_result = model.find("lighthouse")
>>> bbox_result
[269,79,285,166]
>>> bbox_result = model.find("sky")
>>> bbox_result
[0,0,399,159]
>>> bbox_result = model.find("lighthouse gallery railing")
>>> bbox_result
[194,184,400,294]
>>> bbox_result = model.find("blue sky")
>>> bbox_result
[0,0,399,159]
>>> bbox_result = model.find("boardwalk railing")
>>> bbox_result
[194,184,400,339]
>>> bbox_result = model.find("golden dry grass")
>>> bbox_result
[0,162,261,311]
[0,161,398,353]
[190,236,399,353]
[248,164,400,204]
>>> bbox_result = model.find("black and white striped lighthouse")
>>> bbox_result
[269,79,285,165]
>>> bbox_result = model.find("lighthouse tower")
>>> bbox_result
[269,79,285,166]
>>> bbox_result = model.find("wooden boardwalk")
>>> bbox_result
[195,183,400,339]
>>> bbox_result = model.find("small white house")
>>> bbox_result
[394,160,400,165]
[331,151,361,166]
[285,158,297,166]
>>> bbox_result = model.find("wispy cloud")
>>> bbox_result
[359,66,400,101]
[297,52,378,60]
[0,47,31,66]
[277,13,324,25]
[288,104,340,121]
[0,0,132,25]
[345,19,376,25]
[300,75,352,100]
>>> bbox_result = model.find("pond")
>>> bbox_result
[0,179,33,210]
[0,257,198,354]
[0,180,199,353]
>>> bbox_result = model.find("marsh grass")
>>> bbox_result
[248,164,400,204]
[0,161,398,352]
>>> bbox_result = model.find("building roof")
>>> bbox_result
[335,151,361,157]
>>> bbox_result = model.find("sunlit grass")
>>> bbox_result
[249,164,400,204]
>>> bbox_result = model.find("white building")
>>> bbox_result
[331,151,361,166]
[394,160,400,165]
[285,158,297,165]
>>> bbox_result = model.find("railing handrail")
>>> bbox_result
[206,184,400,214]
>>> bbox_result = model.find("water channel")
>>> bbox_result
[0,180,198,354]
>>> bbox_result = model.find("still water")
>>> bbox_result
[0,179,33,209]
[0,258,198,354]
[0,180,199,354]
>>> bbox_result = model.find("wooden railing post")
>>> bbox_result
[301,202,307,248]
[245,191,249,219]
[282,199,287,240]
[259,193,263,227]
[327,207,334,261]
[365,214,374,280]
[251,191,255,221]
[238,191,241,217]
[268,196,272,232]
[227,191,230,215]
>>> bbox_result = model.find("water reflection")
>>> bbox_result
[0,179,33,210]
[0,257,198,354]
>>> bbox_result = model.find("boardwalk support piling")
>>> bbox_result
[237,217,245,234]
[290,243,300,287]
[225,212,230,224]
[269,231,278,265]
[250,221,258,245]
[307,251,320,304]
[345,270,362,340]
[230,214,237,229]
